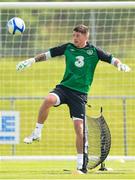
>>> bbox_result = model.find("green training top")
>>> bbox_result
[50,43,112,94]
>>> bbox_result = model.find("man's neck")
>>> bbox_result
[76,41,88,48]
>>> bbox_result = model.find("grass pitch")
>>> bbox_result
[0,59,135,180]
[0,160,135,179]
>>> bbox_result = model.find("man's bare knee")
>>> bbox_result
[44,94,57,107]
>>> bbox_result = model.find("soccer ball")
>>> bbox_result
[7,17,25,35]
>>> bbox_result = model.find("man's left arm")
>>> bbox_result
[96,47,131,72]
[111,57,131,72]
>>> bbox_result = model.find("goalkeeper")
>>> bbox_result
[16,24,130,174]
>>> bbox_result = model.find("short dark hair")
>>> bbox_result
[73,24,89,34]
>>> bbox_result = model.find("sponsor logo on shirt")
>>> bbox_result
[70,49,75,51]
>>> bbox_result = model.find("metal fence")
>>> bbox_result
[0,95,135,156]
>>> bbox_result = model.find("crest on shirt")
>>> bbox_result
[87,50,93,55]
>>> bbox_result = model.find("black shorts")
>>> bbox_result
[50,85,87,120]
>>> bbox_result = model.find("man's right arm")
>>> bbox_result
[16,43,68,71]
[35,43,68,62]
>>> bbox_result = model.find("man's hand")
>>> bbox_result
[16,58,35,71]
[117,63,131,72]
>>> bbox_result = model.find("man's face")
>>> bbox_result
[72,31,89,48]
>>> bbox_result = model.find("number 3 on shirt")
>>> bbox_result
[75,56,84,68]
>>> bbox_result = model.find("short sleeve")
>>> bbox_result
[50,43,69,57]
[95,47,113,64]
